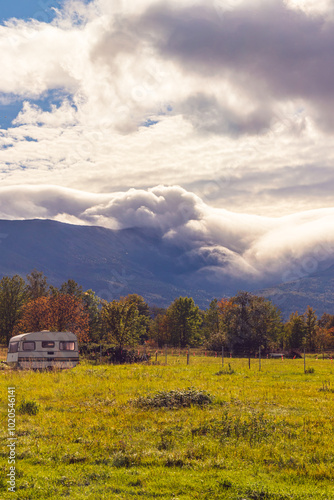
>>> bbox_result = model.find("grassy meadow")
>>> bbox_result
[1,354,334,499]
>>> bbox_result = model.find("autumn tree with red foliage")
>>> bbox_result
[15,294,90,342]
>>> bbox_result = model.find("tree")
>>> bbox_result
[164,297,202,347]
[49,294,89,340]
[150,312,169,348]
[101,299,140,349]
[59,279,84,298]
[314,325,334,351]
[26,269,49,300]
[15,294,90,342]
[249,296,283,351]
[123,294,151,342]
[318,313,334,330]
[304,306,317,352]
[202,299,220,341]
[316,313,334,351]
[149,306,167,319]
[217,297,238,350]
[82,290,102,342]
[15,296,50,334]
[229,292,254,352]
[0,275,27,344]
[284,312,306,350]
[216,292,283,353]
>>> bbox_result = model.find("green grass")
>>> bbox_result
[1,357,334,499]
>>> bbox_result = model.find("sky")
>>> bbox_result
[1,0,334,287]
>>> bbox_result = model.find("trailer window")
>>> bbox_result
[59,342,75,351]
[22,341,36,351]
[42,341,55,348]
[8,342,19,353]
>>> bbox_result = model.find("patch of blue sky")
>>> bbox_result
[0,99,23,129]
[141,118,160,128]
[0,0,94,25]
[0,89,76,129]
[0,1,63,24]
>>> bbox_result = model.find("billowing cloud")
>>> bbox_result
[0,184,333,287]
[137,0,334,131]
[0,0,334,264]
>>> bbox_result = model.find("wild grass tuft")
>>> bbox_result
[215,363,235,375]
[17,399,40,415]
[132,387,213,408]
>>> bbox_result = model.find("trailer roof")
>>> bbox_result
[9,331,77,342]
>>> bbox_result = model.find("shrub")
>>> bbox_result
[79,343,150,364]
[133,387,213,409]
[215,363,235,375]
[205,333,225,352]
[18,399,39,415]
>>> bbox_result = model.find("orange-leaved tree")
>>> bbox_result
[15,296,50,334]
[15,294,90,342]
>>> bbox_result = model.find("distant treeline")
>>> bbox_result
[0,270,333,352]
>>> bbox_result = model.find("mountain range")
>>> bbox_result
[0,219,333,319]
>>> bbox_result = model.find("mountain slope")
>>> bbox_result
[260,268,334,319]
[0,218,333,316]
[0,219,219,307]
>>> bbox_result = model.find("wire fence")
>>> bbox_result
[1,343,333,373]
[81,344,334,373]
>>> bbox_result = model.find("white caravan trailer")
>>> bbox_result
[7,330,79,369]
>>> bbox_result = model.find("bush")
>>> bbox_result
[215,363,235,375]
[18,399,39,415]
[205,333,225,352]
[79,343,150,364]
[133,387,213,409]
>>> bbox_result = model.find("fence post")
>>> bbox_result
[259,347,261,371]
[304,348,306,373]
[249,356,251,369]
[222,346,224,367]
[165,345,167,365]
[100,344,102,365]
[155,350,158,362]
[187,347,190,365]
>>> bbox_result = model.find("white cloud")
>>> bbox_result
[284,0,334,17]
[0,184,333,287]
[0,0,333,242]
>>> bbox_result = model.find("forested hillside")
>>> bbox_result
[1,219,334,319]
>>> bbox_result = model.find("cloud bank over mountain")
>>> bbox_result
[0,0,334,215]
[0,184,332,288]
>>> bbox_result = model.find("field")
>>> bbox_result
[1,355,334,499]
